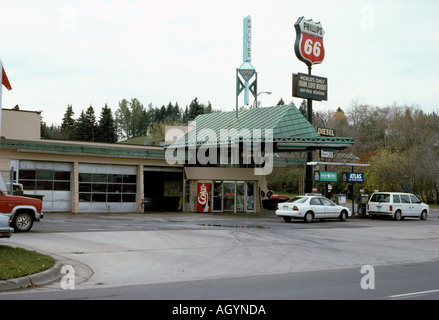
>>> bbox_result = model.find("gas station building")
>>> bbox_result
[0,105,354,214]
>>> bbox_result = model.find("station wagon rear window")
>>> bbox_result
[370,193,390,203]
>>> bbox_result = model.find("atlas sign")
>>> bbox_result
[294,17,325,67]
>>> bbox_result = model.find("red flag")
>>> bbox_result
[2,67,12,90]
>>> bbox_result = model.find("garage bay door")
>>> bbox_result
[17,160,72,212]
[78,163,137,213]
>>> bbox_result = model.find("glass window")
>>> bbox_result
[92,174,108,183]
[223,181,235,211]
[370,193,391,203]
[400,194,410,203]
[107,194,122,202]
[79,173,92,182]
[409,195,420,204]
[36,180,53,190]
[92,193,106,202]
[79,193,91,202]
[92,183,107,193]
[236,182,245,211]
[310,198,323,205]
[122,194,136,202]
[122,184,136,193]
[107,184,122,193]
[78,172,137,204]
[79,183,92,192]
[21,180,35,190]
[320,198,333,206]
[37,170,53,180]
[55,171,70,181]
[287,197,308,203]
[123,175,136,183]
[393,194,401,203]
[108,174,123,183]
[54,181,70,191]
[18,164,71,192]
[19,170,36,180]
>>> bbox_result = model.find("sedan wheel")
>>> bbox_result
[339,211,347,221]
[420,210,428,221]
[304,212,313,223]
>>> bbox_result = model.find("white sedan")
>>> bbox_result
[276,196,352,223]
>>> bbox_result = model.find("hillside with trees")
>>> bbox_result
[271,100,439,204]
[41,97,215,145]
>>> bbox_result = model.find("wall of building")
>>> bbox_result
[1,109,41,141]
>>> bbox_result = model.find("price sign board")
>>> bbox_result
[294,17,325,67]
[293,73,328,101]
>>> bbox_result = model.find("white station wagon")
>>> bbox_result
[367,192,429,221]
[276,196,352,223]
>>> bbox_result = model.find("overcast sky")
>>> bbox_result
[1,0,438,126]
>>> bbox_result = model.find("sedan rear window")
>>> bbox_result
[370,193,390,203]
[287,197,308,204]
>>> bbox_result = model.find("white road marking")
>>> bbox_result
[389,289,439,299]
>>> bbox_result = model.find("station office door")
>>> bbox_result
[212,181,255,213]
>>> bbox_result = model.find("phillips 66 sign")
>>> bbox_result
[294,17,325,67]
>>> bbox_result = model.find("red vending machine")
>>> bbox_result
[197,183,211,213]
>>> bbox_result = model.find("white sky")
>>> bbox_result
[1,0,438,125]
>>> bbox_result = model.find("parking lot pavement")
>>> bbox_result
[1,209,438,292]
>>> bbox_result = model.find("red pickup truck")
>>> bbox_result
[0,189,44,232]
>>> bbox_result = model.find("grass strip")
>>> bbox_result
[0,245,55,280]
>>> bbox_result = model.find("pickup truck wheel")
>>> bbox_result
[13,212,33,232]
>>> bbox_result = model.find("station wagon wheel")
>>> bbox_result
[394,210,402,221]
[304,212,313,223]
[13,212,33,232]
[420,210,428,221]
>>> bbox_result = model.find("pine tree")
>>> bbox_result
[96,104,117,143]
[187,97,204,121]
[72,110,88,141]
[277,98,285,105]
[73,105,97,141]
[84,105,97,141]
[115,99,132,140]
[60,104,75,140]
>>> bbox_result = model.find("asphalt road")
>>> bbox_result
[1,260,438,300]
[1,209,438,301]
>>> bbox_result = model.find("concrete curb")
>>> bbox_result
[0,261,63,291]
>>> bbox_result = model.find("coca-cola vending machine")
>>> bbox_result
[197,183,211,213]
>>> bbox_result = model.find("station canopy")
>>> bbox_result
[168,104,354,152]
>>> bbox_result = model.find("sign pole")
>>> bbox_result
[305,64,313,193]
[293,17,326,194]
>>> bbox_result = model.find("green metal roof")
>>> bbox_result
[169,104,354,150]
[0,140,166,159]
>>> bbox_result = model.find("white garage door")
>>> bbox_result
[78,163,137,213]
[17,160,72,212]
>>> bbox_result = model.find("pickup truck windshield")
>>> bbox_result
[370,194,391,203]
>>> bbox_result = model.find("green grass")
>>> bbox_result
[0,246,55,280]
